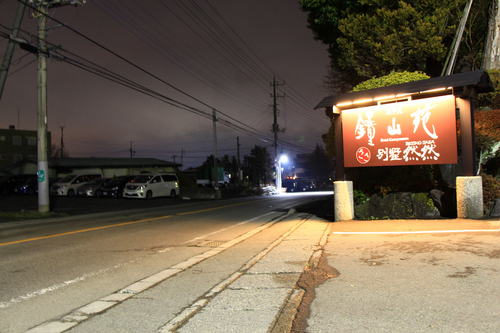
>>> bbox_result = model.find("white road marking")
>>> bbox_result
[1,212,279,310]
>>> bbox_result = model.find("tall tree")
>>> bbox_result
[50,144,69,158]
[482,0,500,69]
[299,0,490,91]
[242,145,272,186]
[304,144,334,182]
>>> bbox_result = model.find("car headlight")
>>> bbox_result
[60,185,66,189]
[112,187,118,190]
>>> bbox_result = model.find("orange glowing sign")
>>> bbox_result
[342,95,457,167]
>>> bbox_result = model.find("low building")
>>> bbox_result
[3,157,181,178]
[0,126,52,170]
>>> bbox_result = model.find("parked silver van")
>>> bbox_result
[123,173,179,199]
[50,174,103,196]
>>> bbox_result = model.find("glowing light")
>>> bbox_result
[420,87,448,94]
[353,99,373,104]
[395,93,412,98]
[374,95,395,101]
[336,101,353,107]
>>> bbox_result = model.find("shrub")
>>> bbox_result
[353,190,368,205]
[351,71,430,92]
[481,173,500,213]
[475,69,500,110]
[349,165,445,197]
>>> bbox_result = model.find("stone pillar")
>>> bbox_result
[456,176,483,218]
[334,181,354,221]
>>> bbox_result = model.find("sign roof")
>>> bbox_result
[315,70,494,109]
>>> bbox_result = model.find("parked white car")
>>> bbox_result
[50,174,102,196]
[123,173,179,199]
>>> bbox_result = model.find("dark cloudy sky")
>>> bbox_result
[0,0,330,168]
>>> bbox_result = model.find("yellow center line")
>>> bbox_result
[0,199,265,247]
[0,215,173,247]
[177,200,260,215]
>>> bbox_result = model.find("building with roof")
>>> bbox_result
[0,126,52,170]
[3,157,181,178]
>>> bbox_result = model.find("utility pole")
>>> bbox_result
[180,149,185,169]
[14,1,85,212]
[271,76,285,192]
[0,0,27,101]
[213,109,219,196]
[36,3,50,213]
[237,136,241,185]
[60,126,65,158]
[442,0,473,75]
[130,141,135,158]
[172,155,177,163]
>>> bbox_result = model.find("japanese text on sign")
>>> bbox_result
[342,95,457,167]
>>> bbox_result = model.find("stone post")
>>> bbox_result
[456,176,483,218]
[334,181,354,221]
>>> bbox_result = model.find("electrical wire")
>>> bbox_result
[8,1,322,158]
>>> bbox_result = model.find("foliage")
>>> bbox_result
[459,0,490,71]
[336,1,454,78]
[242,145,272,186]
[324,118,336,158]
[201,154,239,183]
[348,165,444,197]
[481,173,500,213]
[353,190,368,205]
[300,0,490,91]
[457,109,500,175]
[351,71,430,91]
[303,144,334,182]
[50,144,69,158]
[475,69,500,110]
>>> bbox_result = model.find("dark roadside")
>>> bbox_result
[0,186,256,223]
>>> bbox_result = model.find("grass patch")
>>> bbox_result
[0,210,67,223]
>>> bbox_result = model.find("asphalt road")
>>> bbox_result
[0,191,332,332]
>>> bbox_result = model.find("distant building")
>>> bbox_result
[3,157,181,178]
[0,126,51,170]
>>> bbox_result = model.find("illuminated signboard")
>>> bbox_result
[342,95,457,167]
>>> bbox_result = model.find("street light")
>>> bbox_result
[276,154,288,194]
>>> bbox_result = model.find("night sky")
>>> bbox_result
[0,0,330,168]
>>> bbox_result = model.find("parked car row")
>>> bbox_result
[0,174,37,195]
[1,173,180,199]
[50,173,180,199]
[281,178,316,192]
